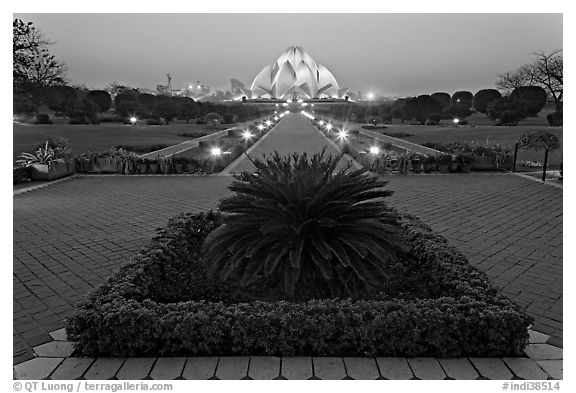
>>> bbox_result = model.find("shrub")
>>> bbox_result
[425,113,441,125]
[146,118,164,125]
[179,132,207,138]
[497,110,520,126]
[203,150,410,300]
[66,211,532,358]
[13,166,31,184]
[153,101,179,125]
[196,116,206,125]
[205,112,222,126]
[547,112,563,126]
[487,96,527,121]
[34,113,52,124]
[222,112,235,124]
[517,131,560,151]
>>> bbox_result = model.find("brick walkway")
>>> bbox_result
[13,114,562,367]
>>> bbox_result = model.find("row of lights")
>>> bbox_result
[210,115,281,157]
[304,111,382,156]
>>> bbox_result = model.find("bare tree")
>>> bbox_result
[13,19,67,90]
[496,50,563,111]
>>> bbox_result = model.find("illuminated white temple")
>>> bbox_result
[244,46,348,99]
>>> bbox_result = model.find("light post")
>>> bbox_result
[130,116,137,126]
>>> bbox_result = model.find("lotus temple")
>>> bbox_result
[242,46,349,101]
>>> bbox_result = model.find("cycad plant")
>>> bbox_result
[202,149,409,300]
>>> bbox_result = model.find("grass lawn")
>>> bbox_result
[13,122,229,165]
[341,111,563,170]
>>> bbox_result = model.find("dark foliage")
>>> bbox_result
[510,86,548,116]
[473,89,502,114]
[546,112,562,127]
[66,211,532,358]
[203,150,410,299]
[431,92,451,109]
[451,91,473,108]
[87,90,112,112]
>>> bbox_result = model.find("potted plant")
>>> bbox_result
[437,153,454,174]
[456,152,473,173]
[422,155,436,173]
[119,152,139,175]
[173,156,188,174]
[160,155,175,174]
[16,142,70,181]
[409,153,422,173]
[138,158,149,174]
[147,158,160,174]
[397,153,410,175]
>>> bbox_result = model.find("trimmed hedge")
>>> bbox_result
[66,211,531,358]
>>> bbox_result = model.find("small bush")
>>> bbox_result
[34,113,52,124]
[13,166,31,184]
[179,132,208,138]
[222,112,235,124]
[66,211,532,358]
[146,118,164,125]
[497,110,520,126]
[547,112,563,126]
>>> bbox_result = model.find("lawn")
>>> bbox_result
[335,110,563,170]
[13,122,229,165]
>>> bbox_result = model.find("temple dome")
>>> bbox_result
[247,46,347,99]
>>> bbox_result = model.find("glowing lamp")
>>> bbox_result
[337,130,348,141]
[130,117,137,124]
[453,118,460,124]
[257,124,265,131]
[211,147,222,156]
[265,120,272,126]
[326,124,333,131]
[319,120,324,125]
[242,130,253,140]
[274,116,279,121]
[369,146,380,155]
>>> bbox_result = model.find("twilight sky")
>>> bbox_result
[14,13,562,97]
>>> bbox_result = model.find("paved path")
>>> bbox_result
[226,113,340,173]
[13,131,562,365]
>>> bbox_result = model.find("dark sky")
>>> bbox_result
[14,13,562,97]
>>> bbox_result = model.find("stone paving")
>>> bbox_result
[227,113,340,173]
[13,114,562,377]
[13,327,562,380]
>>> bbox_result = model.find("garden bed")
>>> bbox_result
[66,210,531,358]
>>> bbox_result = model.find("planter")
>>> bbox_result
[75,157,92,173]
[438,164,450,174]
[411,160,421,173]
[94,157,119,173]
[138,163,148,174]
[423,163,434,173]
[174,163,185,174]
[29,159,70,181]
[448,163,459,173]
[148,163,159,174]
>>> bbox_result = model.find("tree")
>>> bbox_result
[405,95,443,124]
[87,90,112,112]
[13,19,67,90]
[486,96,527,122]
[204,112,222,126]
[105,82,136,96]
[431,92,451,109]
[32,85,78,113]
[390,98,408,123]
[179,101,198,123]
[473,89,502,114]
[153,101,179,124]
[496,50,563,111]
[451,91,473,108]
[510,86,548,116]
[137,93,157,112]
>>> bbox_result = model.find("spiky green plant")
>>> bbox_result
[202,149,409,300]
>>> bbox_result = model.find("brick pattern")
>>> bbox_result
[13,114,562,365]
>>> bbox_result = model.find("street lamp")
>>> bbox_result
[265,120,272,127]
[326,123,333,131]
[257,124,265,131]
[453,118,460,125]
[369,146,380,155]
[337,130,348,141]
[242,130,253,141]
